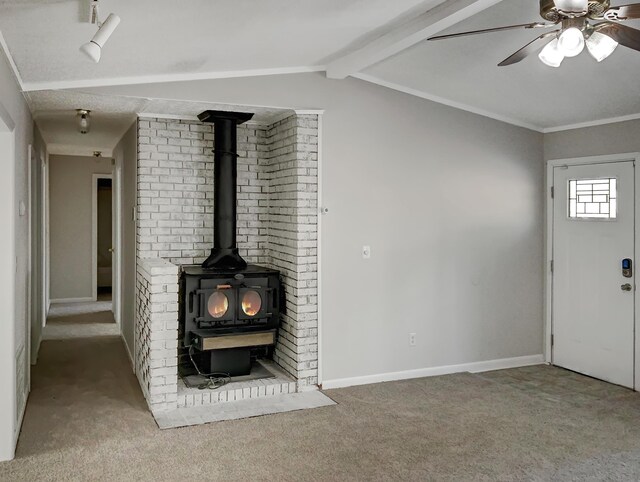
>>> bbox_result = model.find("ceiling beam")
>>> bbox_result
[325,0,504,79]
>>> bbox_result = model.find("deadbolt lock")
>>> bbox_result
[621,283,633,292]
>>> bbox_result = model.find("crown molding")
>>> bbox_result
[542,112,640,133]
[21,66,326,92]
[0,29,25,90]
[352,73,544,132]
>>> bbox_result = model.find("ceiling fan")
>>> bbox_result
[427,0,640,67]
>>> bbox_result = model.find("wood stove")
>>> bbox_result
[178,110,282,377]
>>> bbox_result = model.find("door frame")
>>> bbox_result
[91,173,114,305]
[545,152,640,390]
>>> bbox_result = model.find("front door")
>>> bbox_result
[552,160,635,388]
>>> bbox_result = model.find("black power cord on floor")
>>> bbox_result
[185,344,231,390]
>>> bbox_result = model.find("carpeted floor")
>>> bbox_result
[44,301,119,340]
[3,323,640,480]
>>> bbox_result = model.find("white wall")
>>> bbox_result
[49,155,112,301]
[544,119,640,161]
[87,73,545,384]
[112,121,136,363]
[0,45,33,461]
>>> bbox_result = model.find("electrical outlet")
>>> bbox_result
[362,245,371,259]
[409,333,416,347]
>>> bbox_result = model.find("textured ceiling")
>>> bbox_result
[2,0,640,131]
[0,0,426,84]
[29,90,292,154]
[363,0,640,129]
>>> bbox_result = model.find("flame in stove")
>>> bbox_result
[242,290,262,317]
[208,292,229,319]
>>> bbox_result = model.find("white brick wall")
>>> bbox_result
[137,118,269,265]
[135,258,179,412]
[134,113,319,406]
[266,114,319,388]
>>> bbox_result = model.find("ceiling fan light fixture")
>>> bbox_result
[539,38,565,67]
[557,27,585,57]
[586,31,619,61]
[553,0,589,16]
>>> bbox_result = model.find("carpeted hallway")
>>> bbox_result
[3,322,640,480]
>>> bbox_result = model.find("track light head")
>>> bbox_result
[80,12,120,63]
[80,41,101,62]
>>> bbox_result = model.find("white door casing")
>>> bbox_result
[551,160,635,388]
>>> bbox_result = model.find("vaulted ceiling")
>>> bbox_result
[1,0,639,135]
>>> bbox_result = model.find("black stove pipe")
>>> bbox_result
[198,110,254,270]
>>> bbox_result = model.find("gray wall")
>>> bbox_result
[544,119,640,161]
[0,44,33,460]
[88,73,545,383]
[113,121,137,360]
[49,155,112,300]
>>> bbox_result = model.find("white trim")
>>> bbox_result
[352,73,544,132]
[46,143,114,158]
[21,66,326,92]
[92,174,113,303]
[0,30,24,90]
[113,154,123,328]
[137,112,271,128]
[294,109,325,115]
[0,107,16,462]
[316,112,324,386]
[543,113,640,133]
[121,333,135,372]
[544,152,640,391]
[50,297,95,304]
[26,145,32,374]
[326,0,503,79]
[138,113,199,121]
[321,355,545,390]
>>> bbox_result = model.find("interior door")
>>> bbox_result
[552,161,635,388]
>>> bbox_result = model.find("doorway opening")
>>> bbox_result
[95,175,113,303]
[45,156,119,340]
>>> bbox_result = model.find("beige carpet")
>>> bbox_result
[44,301,119,340]
[3,330,640,480]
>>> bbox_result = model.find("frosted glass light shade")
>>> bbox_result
[554,0,588,14]
[586,31,618,62]
[539,39,564,67]
[558,27,585,57]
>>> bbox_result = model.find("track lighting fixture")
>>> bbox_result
[77,109,91,134]
[80,0,120,63]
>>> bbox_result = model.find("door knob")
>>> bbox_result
[621,283,633,291]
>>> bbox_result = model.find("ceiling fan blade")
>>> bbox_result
[428,22,553,41]
[603,3,640,20]
[597,22,640,51]
[554,0,588,14]
[498,30,559,66]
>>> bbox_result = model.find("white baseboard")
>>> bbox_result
[50,297,94,304]
[121,333,135,373]
[321,354,545,390]
[30,331,42,365]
